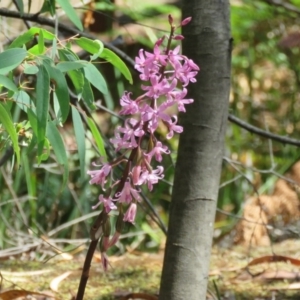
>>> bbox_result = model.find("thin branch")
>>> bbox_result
[262,0,300,14]
[228,114,300,147]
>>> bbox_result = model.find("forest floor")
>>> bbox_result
[1,239,300,300]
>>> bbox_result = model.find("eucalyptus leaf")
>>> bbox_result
[9,27,55,49]
[100,48,133,84]
[72,107,86,180]
[56,0,83,31]
[0,48,27,75]
[14,90,32,112]
[84,63,108,95]
[0,103,20,167]
[46,120,69,190]
[0,75,18,92]
[43,64,70,122]
[82,78,95,110]
[56,61,87,73]
[36,64,50,157]
[86,116,107,159]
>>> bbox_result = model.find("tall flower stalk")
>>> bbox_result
[87,15,199,270]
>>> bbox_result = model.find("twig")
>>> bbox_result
[262,0,300,14]
[228,114,300,147]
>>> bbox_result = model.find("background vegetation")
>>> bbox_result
[0,0,300,261]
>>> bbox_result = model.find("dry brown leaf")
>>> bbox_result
[0,289,54,300]
[248,255,300,267]
[255,270,300,280]
[50,271,73,292]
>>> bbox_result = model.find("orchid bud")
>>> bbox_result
[155,36,165,47]
[173,35,184,40]
[168,14,173,25]
[181,17,192,26]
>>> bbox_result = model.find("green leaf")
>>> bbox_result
[9,27,55,49]
[0,48,27,75]
[40,0,56,15]
[100,48,133,84]
[71,107,86,180]
[0,103,20,167]
[36,64,50,157]
[15,0,24,16]
[0,75,18,92]
[27,108,37,136]
[28,44,46,55]
[23,64,39,74]
[75,37,132,83]
[46,120,69,190]
[43,64,70,123]
[86,116,107,159]
[13,90,32,112]
[38,29,44,54]
[75,37,104,60]
[56,61,87,72]
[84,63,108,95]
[82,78,95,110]
[58,49,84,96]
[56,0,83,31]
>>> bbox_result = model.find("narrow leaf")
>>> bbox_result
[56,0,83,31]
[38,29,44,54]
[72,107,86,180]
[28,44,46,55]
[36,64,50,156]
[82,78,95,110]
[0,48,27,75]
[9,27,55,49]
[40,0,56,16]
[56,61,87,73]
[0,103,20,167]
[58,49,84,96]
[0,75,18,92]
[100,48,133,84]
[13,90,32,112]
[15,0,24,16]
[43,64,70,122]
[86,116,107,159]
[23,64,39,75]
[46,121,69,189]
[84,63,108,95]
[75,37,104,60]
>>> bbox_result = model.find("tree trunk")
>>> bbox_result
[159,1,231,299]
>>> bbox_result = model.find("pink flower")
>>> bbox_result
[142,76,177,100]
[166,116,183,139]
[137,166,164,191]
[146,141,170,162]
[168,88,194,112]
[141,102,172,133]
[92,194,117,213]
[115,181,141,204]
[119,92,139,115]
[87,163,111,188]
[172,59,199,86]
[110,119,144,150]
[123,203,137,223]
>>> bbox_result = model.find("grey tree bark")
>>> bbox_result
[159,1,231,299]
